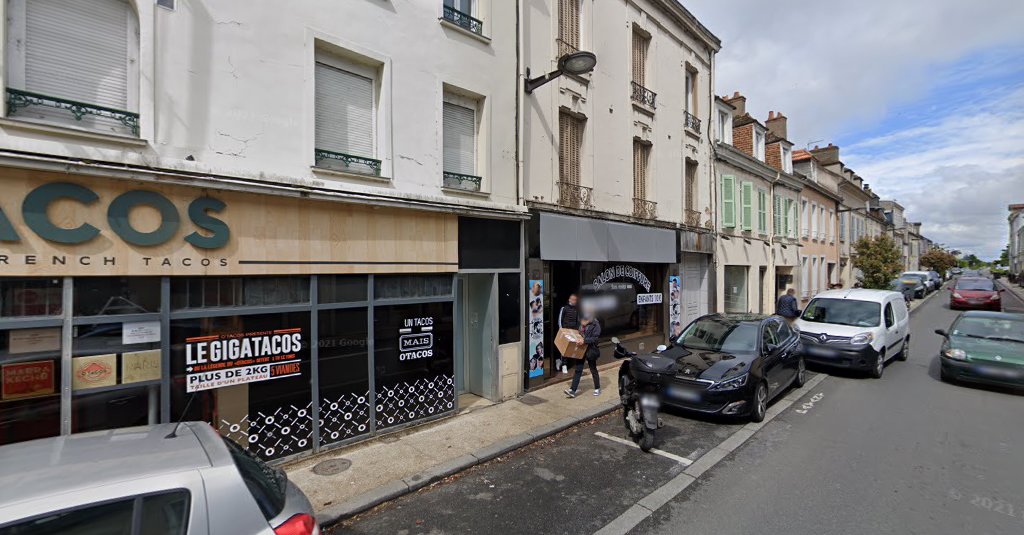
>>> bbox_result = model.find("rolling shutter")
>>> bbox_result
[558,0,580,50]
[315,62,375,158]
[24,0,131,110]
[632,31,647,85]
[741,181,753,232]
[559,112,582,185]
[443,101,476,175]
[721,175,736,228]
[633,141,649,199]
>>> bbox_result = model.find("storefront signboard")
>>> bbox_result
[636,293,663,305]
[72,354,117,390]
[122,321,161,345]
[669,276,682,337]
[8,327,61,354]
[592,265,652,292]
[184,328,304,392]
[122,349,162,384]
[527,280,544,378]
[1,360,55,400]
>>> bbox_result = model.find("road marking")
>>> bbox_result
[591,372,829,535]
[594,431,694,465]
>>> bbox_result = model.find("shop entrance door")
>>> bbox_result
[457,273,496,399]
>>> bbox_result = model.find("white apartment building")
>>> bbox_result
[520,0,720,387]
[1010,204,1024,278]
[0,0,527,459]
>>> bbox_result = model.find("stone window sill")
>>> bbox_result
[439,19,491,45]
[310,165,392,184]
[0,117,147,146]
[442,186,490,198]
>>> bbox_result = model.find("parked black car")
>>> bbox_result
[627,313,805,422]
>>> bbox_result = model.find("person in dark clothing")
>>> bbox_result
[775,288,801,324]
[557,294,580,374]
[565,316,602,398]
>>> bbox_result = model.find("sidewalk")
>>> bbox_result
[285,363,620,525]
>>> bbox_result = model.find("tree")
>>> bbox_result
[853,235,904,289]
[920,247,957,277]
[960,254,983,269]
[998,247,1009,267]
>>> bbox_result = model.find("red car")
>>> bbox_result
[950,277,1002,311]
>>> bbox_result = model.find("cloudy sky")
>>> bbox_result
[686,0,1024,260]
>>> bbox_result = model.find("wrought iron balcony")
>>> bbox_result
[684,111,701,134]
[557,182,593,210]
[6,88,139,135]
[443,171,482,192]
[442,5,483,35]
[314,148,382,176]
[633,198,657,219]
[556,38,578,58]
[630,81,656,109]
[685,209,702,228]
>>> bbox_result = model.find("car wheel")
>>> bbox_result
[750,382,768,423]
[871,352,885,379]
[896,338,909,361]
[794,357,807,387]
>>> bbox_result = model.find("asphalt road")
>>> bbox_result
[333,286,1024,535]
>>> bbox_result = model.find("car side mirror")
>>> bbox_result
[934,329,949,338]
[765,343,779,354]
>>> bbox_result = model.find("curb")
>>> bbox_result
[317,399,620,526]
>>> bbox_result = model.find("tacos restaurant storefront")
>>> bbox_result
[0,169,479,462]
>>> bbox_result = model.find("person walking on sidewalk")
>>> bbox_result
[557,294,580,374]
[775,288,801,325]
[565,316,601,398]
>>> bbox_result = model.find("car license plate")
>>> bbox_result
[806,345,831,357]
[976,366,1020,379]
[666,385,700,402]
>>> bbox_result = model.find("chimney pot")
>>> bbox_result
[768,111,775,119]
[733,91,740,98]
[814,145,820,149]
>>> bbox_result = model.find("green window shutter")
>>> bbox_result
[741,181,753,232]
[773,195,782,235]
[721,175,735,228]
[784,198,793,236]
[758,190,768,234]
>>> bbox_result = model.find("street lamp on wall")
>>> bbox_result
[524,51,598,94]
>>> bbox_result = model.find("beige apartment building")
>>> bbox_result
[793,148,842,303]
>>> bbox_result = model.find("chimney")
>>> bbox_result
[765,111,787,140]
[810,142,839,164]
[724,91,746,117]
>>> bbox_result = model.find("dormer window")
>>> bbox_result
[809,162,818,183]
[782,145,793,173]
[754,129,766,161]
[716,110,732,144]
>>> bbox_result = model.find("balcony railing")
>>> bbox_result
[633,198,657,219]
[556,38,578,58]
[685,208,702,228]
[630,81,656,109]
[442,5,483,35]
[684,111,701,134]
[443,171,482,192]
[314,148,382,176]
[557,181,593,210]
[6,88,139,135]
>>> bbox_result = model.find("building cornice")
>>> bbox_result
[650,0,722,52]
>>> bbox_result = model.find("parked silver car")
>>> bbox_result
[0,422,319,535]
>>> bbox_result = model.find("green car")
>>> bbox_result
[935,311,1024,389]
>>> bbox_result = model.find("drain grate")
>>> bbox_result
[518,394,547,406]
[312,458,352,476]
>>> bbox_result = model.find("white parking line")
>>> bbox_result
[594,431,694,466]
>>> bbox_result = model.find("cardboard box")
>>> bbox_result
[554,328,588,359]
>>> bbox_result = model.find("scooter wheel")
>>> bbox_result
[639,429,655,452]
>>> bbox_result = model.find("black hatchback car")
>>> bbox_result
[642,313,805,422]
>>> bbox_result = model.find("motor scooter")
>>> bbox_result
[612,337,678,452]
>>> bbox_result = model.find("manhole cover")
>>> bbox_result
[518,394,546,406]
[312,458,351,476]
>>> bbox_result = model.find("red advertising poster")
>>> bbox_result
[184,328,303,393]
[2,360,55,400]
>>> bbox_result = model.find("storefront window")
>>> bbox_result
[74,277,161,315]
[579,263,665,340]
[0,327,61,445]
[497,273,521,344]
[317,308,370,446]
[1,278,62,317]
[374,275,453,300]
[171,277,310,309]
[318,276,368,303]
[373,302,454,429]
[724,266,749,313]
[170,312,312,461]
[73,386,155,433]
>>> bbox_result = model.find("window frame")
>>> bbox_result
[442,91,480,179]
[757,188,768,235]
[721,175,736,228]
[313,51,380,166]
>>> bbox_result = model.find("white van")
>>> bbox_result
[795,289,910,378]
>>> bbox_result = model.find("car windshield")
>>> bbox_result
[956,279,995,291]
[677,317,759,353]
[902,274,927,283]
[801,298,881,327]
[951,316,1024,343]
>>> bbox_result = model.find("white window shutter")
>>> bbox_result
[315,62,375,158]
[443,102,476,176]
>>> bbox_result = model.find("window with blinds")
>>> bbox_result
[631,30,648,86]
[633,141,650,200]
[558,0,580,53]
[685,163,697,211]
[7,0,138,135]
[315,60,377,173]
[443,100,477,177]
[559,112,583,186]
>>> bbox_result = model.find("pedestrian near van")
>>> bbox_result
[557,294,580,374]
[775,288,801,325]
[565,316,602,398]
